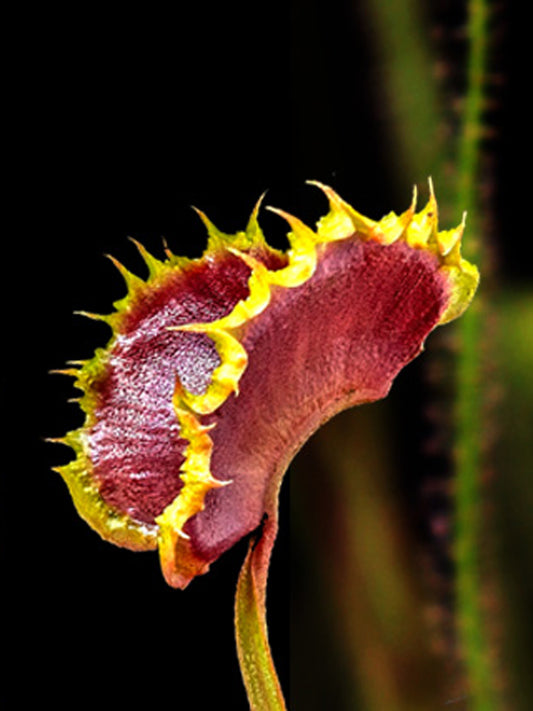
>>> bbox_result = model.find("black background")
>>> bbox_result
[3,1,525,709]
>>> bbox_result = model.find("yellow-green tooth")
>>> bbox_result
[49,367,80,378]
[264,207,317,286]
[129,237,165,278]
[73,310,112,324]
[161,237,192,269]
[265,207,317,249]
[192,206,234,251]
[106,254,146,309]
[244,192,268,246]
[404,197,436,249]
[309,180,376,241]
[436,213,467,258]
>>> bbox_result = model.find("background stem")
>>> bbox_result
[453,0,500,708]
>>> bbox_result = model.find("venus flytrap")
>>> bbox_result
[52,182,477,709]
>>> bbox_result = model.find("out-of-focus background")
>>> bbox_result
[3,0,529,709]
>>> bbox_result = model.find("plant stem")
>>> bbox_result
[453,0,498,708]
[235,516,286,711]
